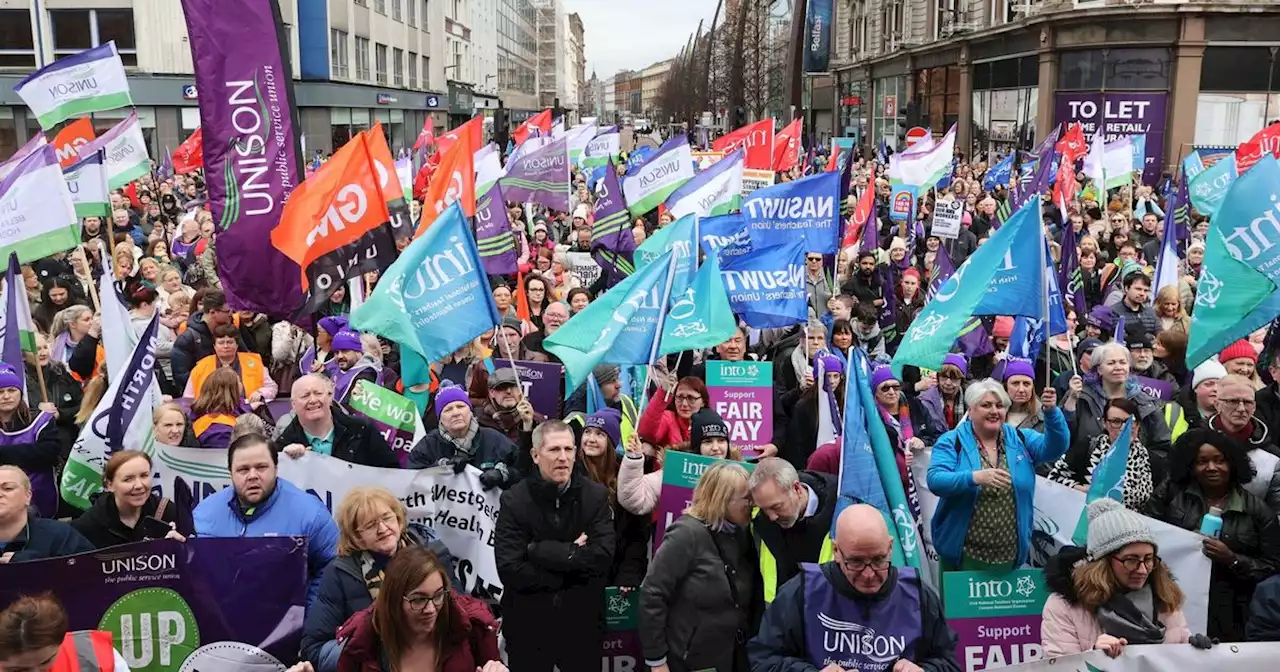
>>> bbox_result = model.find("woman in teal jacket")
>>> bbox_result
[927,378,1070,571]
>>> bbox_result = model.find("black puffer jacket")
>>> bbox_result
[1147,483,1280,641]
[71,493,184,549]
[277,404,400,469]
[25,362,82,460]
[407,424,520,487]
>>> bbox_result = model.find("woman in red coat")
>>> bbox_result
[637,375,708,449]
[336,546,506,672]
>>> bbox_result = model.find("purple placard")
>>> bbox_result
[0,537,306,667]
[706,361,774,459]
[492,359,564,420]
[181,0,304,316]
[1053,92,1168,186]
[602,588,642,672]
[950,614,1044,671]
[1135,375,1175,402]
[653,476,696,550]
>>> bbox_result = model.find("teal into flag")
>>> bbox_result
[659,253,738,356]
[635,214,698,296]
[1188,153,1236,217]
[1071,417,1133,546]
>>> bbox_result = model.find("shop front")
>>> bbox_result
[871,58,910,151]
[835,67,869,152]
[448,81,475,128]
[1194,45,1280,146]
[912,49,962,136]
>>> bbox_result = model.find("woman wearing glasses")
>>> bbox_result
[1047,398,1155,511]
[1041,498,1191,659]
[1148,429,1280,642]
[912,354,968,445]
[302,487,458,672]
[637,375,708,450]
[640,461,756,672]
[927,378,1069,571]
[335,546,506,672]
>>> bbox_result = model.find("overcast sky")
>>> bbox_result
[564,0,723,76]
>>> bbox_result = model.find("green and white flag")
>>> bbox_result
[664,148,744,220]
[566,123,597,163]
[0,145,79,263]
[79,109,151,190]
[15,41,133,130]
[622,135,694,217]
[394,156,413,202]
[63,148,111,218]
[581,126,621,169]
[474,143,505,197]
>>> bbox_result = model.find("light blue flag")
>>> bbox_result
[982,153,1014,191]
[635,214,699,296]
[545,251,677,393]
[720,238,808,329]
[1130,134,1147,175]
[742,170,842,253]
[892,199,1047,377]
[1182,152,1207,183]
[698,213,753,260]
[351,201,501,363]
[1188,153,1236,217]
[1071,417,1133,545]
[835,349,898,559]
[658,253,738,356]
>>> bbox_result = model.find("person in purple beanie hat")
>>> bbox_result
[869,366,919,493]
[1003,359,1045,434]
[407,383,520,490]
[911,353,969,443]
[322,329,383,407]
[0,364,62,519]
[580,408,652,586]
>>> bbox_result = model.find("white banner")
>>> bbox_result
[913,448,1212,634]
[15,41,133,129]
[151,445,504,599]
[1002,642,1280,671]
[0,144,79,263]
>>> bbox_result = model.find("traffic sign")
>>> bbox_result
[906,127,930,148]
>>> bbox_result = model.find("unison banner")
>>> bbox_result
[492,359,565,420]
[1001,642,1280,671]
[0,537,306,671]
[182,0,304,316]
[0,145,79,263]
[76,110,150,190]
[150,445,505,600]
[15,41,133,129]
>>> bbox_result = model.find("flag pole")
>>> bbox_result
[1039,204,1052,386]
[34,361,48,404]
[647,254,681,371]
[494,322,524,390]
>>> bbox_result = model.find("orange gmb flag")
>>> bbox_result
[363,121,401,200]
[436,114,484,157]
[172,128,204,174]
[271,130,391,292]
[514,109,553,146]
[713,119,775,171]
[772,118,803,172]
[414,125,477,237]
[52,118,96,168]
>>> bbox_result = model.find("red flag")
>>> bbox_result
[1237,122,1280,175]
[124,182,139,209]
[437,115,484,157]
[172,128,204,174]
[843,169,877,248]
[713,119,775,171]
[826,145,843,173]
[51,118,96,168]
[1052,150,1080,207]
[772,118,803,172]
[415,125,477,237]
[513,110,553,146]
[412,118,436,151]
[1055,122,1087,164]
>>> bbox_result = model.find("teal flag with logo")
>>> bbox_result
[1072,417,1133,545]
[1188,153,1236,217]
[658,253,737,356]
[1186,155,1280,367]
[545,251,676,394]
[635,214,698,296]
[891,199,1045,377]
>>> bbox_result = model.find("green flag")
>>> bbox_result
[545,251,676,394]
[659,254,737,356]
[1185,229,1279,367]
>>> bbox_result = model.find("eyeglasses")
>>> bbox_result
[357,512,397,536]
[1220,398,1256,408]
[1111,555,1156,571]
[1104,416,1130,427]
[878,383,901,392]
[403,589,448,611]
[838,552,892,573]
[939,372,963,381]
[674,394,702,405]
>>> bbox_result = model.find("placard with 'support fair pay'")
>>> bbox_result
[706,360,773,458]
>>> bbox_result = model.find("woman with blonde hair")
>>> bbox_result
[640,461,755,672]
[302,486,457,672]
[1155,285,1191,335]
[152,401,196,447]
[334,546,505,672]
[48,305,93,366]
[1041,498,1193,658]
[189,368,249,449]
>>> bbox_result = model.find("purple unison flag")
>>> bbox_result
[955,317,994,358]
[474,182,518,276]
[926,244,955,302]
[2,254,26,394]
[501,136,571,212]
[158,147,174,180]
[877,263,898,340]
[181,0,304,317]
[592,160,636,255]
[1058,219,1087,315]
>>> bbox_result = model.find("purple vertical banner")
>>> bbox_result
[1053,92,1168,186]
[706,361,774,459]
[602,588,643,672]
[0,538,307,668]
[182,0,304,317]
[492,360,565,419]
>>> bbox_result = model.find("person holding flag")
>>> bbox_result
[1046,398,1157,511]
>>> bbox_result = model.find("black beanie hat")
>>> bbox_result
[690,408,730,453]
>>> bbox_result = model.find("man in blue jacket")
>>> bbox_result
[747,504,959,672]
[194,433,338,607]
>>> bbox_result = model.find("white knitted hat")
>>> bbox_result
[1086,498,1157,560]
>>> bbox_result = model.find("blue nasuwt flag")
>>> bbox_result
[720,238,808,329]
[352,202,501,364]
[983,153,1014,191]
[742,170,842,254]
[1072,417,1134,545]
[698,213,753,260]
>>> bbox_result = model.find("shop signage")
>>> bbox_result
[426,95,440,108]
[884,95,898,119]
[376,93,397,105]
[1053,92,1168,186]
[842,95,862,106]
[182,85,198,100]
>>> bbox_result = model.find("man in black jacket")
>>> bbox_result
[277,374,400,468]
[748,458,839,604]
[747,504,960,672]
[495,419,616,672]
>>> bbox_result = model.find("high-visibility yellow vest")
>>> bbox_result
[1166,404,1189,444]
[753,518,836,603]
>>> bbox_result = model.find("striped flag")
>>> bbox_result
[15,42,133,129]
[1,253,37,398]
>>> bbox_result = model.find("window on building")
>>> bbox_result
[393,0,403,21]
[393,47,404,87]
[934,0,957,41]
[355,36,371,80]
[1201,47,1280,93]
[376,43,388,85]
[423,55,431,89]
[354,0,367,5]
[375,0,387,15]
[0,10,35,68]
[408,0,417,26]
[1059,48,1171,91]
[330,29,350,78]
[423,0,431,31]
[50,9,137,66]
[408,51,418,88]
